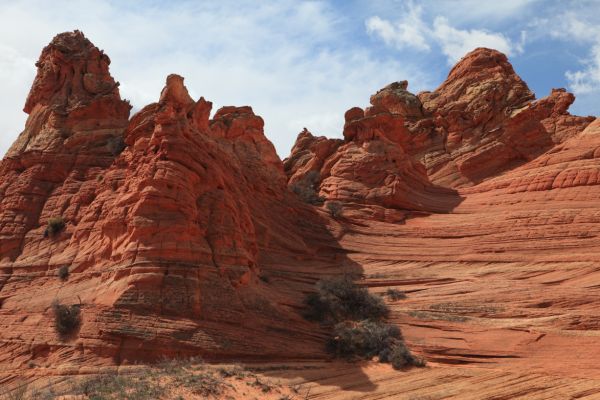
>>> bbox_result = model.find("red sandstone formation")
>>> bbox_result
[0,32,340,389]
[285,48,594,212]
[2,32,600,398]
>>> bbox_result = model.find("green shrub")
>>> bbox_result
[46,217,65,237]
[386,288,407,301]
[303,277,389,323]
[57,266,69,281]
[52,300,81,337]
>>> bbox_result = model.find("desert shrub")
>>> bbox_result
[329,321,423,369]
[52,300,81,337]
[304,277,424,369]
[327,320,401,359]
[78,372,165,400]
[173,370,224,397]
[379,341,425,369]
[303,276,389,323]
[46,216,65,237]
[386,288,406,301]
[326,201,343,218]
[4,384,28,400]
[290,171,324,205]
[57,265,70,281]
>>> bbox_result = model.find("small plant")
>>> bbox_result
[326,201,343,218]
[303,276,389,323]
[173,369,224,397]
[78,372,165,400]
[290,170,325,205]
[380,342,425,369]
[57,265,70,281]
[386,288,406,301]
[304,277,424,370]
[46,216,65,237]
[249,377,272,393]
[328,320,423,369]
[4,384,27,400]
[52,300,81,337]
[327,320,400,359]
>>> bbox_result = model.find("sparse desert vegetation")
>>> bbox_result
[52,300,81,338]
[4,360,302,400]
[303,276,389,322]
[304,276,423,369]
[386,288,407,301]
[57,265,69,281]
[290,171,325,205]
[45,216,65,237]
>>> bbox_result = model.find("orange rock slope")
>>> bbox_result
[2,31,600,398]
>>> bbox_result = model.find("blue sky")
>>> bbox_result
[0,0,598,158]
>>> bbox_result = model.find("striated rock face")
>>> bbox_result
[0,32,349,385]
[3,33,600,398]
[0,30,131,262]
[286,48,594,212]
[285,82,459,213]
[415,48,594,187]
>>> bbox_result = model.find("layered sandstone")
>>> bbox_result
[2,33,600,399]
[285,48,594,212]
[0,32,354,392]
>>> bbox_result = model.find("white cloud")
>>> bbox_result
[566,44,600,94]
[432,16,519,63]
[366,2,526,64]
[365,3,430,52]
[532,12,600,96]
[0,0,433,159]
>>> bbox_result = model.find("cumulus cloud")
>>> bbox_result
[0,0,433,158]
[365,3,430,51]
[432,17,524,63]
[565,44,600,94]
[365,2,526,64]
[534,12,600,96]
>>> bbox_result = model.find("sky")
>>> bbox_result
[0,0,599,158]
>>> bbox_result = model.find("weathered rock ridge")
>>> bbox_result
[0,32,341,382]
[285,48,594,212]
[2,32,600,398]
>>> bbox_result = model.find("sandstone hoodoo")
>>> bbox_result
[0,31,349,389]
[2,31,600,399]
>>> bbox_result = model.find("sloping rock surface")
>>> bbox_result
[1,34,600,399]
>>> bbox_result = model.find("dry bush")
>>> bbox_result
[57,266,70,281]
[303,276,389,323]
[46,216,65,237]
[52,300,81,337]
